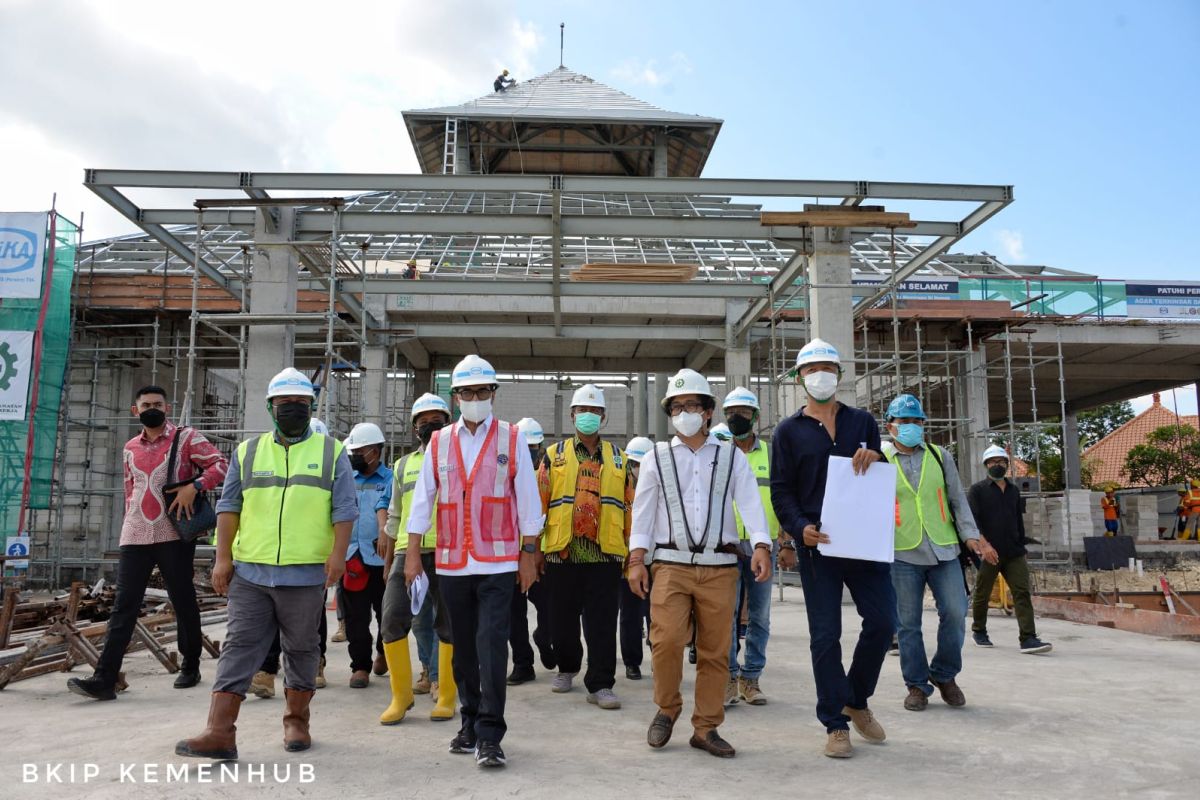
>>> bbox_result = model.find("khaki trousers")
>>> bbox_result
[649,563,737,736]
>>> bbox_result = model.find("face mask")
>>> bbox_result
[273,401,311,438]
[803,371,838,402]
[672,411,704,437]
[894,423,924,448]
[458,398,492,423]
[349,453,372,473]
[574,411,602,435]
[138,408,166,429]
[529,447,543,465]
[987,464,1007,480]
[726,414,754,439]
[417,420,444,445]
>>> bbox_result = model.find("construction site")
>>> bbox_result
[2,64,1199,798]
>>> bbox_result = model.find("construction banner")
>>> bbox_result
[0,330,34,420]
[0,212,49,299]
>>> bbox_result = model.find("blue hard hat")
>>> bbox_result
[886,394,926,421]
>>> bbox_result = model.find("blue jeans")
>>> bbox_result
[891,558,967,695]
[412,594,438,681]
[728,557,772,679]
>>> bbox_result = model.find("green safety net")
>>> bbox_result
[0,216,77,537]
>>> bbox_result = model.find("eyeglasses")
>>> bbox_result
[668,401,704,415]
[726,408,754,419]
[456,387,494,400]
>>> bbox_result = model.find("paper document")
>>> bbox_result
[817,456,896,563]
[409,572,429,614]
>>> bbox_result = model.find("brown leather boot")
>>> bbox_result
[283,688,314,752]
[175,692,241,760]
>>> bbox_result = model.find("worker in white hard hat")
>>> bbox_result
[769,339,895,759]
[177,368,357,760]
[720,386,782,709]
[537,384,633,711]
[628,368,772,759]
[619,436,654,680]
[967,445,1052,655]
[378,393,457,725]
[403,355,544,768]
[507,417,555,686]
[709,422,732,441]
[338,422,392,689]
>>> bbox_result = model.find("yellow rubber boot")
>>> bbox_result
[378,638,414,726]
[430,643,457,721]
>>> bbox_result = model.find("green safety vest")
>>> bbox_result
[736,438,779,541]
[395,450,438,549]
[883,443,960,551]
[233,432,343,565]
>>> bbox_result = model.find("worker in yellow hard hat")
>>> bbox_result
[494,69,516,93]
[1182,479,1200,541]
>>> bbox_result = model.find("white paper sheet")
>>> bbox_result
[409,572,429,614]
[816,456,896,563]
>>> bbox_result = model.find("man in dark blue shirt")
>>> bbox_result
[770,339,896,759]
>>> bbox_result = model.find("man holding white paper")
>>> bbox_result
[769,339,897,759]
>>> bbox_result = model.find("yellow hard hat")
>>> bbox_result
[502,69,509,75]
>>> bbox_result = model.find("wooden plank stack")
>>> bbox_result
[570,262,699,283]
[761,204,916,229]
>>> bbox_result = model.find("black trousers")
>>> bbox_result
[619,579,651,668]
[342,563,386,672]
[260,590,328,675]
[440,571,515,744]
[509,578,551,670]
[96,539,201,684]
[544,561,621,692]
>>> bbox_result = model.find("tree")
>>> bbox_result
[1123,425,1200,487]
[1077,401,1135,448]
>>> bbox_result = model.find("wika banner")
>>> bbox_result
[0,212,49,299]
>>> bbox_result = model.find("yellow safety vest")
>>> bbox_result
[542,439,629,557]
[394,450,438,549]
[883,443,960,551]
[233,432,343,565]
[736,438,779,540]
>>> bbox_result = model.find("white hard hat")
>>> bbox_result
[451,355,498,389]
[411,392,451,423]
[516,417,544,445]
[660,368,713,409]
[308,417,329,436]
[722,385,760,411]
[345,422,386,449]
[795,338,841,369]
[570,383,606,410]
[710,422,731,440]
[266,367,315,399]
[624,436,653,463]
[982,444,1010,464]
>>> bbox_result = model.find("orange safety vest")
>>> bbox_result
[1100,496,1119,521]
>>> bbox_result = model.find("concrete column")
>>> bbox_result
[956,348,991,485]
[359,344,389,431]
[808,228,856,405]
[554,392,565,440]
[1062,412,1083,490]
[455,119,470,175]
[413,368,433,396]
[624,391,635,441]
[653,373,669,441]
[724,347,751,393]
[653,129,668,178]
[243,208,297,434]
[636,372,649,437]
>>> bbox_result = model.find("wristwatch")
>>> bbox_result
[754,542,771,552]
[779,541,796,551]
[521,542,537,554]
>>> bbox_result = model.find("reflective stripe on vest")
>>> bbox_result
[650,440,736,566]
[234,432,341,565]
[395,450,438,549]
[883,442,959,551]
[542,439,628,556]
[736,439,778,541]
[432,420,520,570]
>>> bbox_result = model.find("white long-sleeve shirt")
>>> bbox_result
[629,434,770,554]
[406,414,545,576]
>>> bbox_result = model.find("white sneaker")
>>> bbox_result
[586,688,621,709]
[551,672,577,693]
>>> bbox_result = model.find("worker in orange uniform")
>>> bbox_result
[1182,479,1200,541]
[1099,489,1120,536]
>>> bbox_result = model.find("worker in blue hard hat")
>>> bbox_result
[882,394,983,713]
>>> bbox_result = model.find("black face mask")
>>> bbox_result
[417,420,445,445]
[987,465,1007,480]
[349,454,371,473]
[273,402,311,438]
[139,408,166,429]
[529,447,543,465]
[726,414,754,438]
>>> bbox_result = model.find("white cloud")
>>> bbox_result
[611,52,692,88]
[995,229,1026,262]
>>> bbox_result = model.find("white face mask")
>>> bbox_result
[458,398,492,423]
[671,411,705,437]
[803,371,839,402]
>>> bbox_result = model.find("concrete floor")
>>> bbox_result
[2,585,1197,800]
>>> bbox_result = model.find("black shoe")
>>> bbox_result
[534,631,557,671]
[687,645,697,665]
[1020,637,1053,655]
[625,665,642,680]
[972,631,994,648]
[506,665,536,685]
[67,676,116,701]
[449,729,478,755]
[174,669,201,689]
[476,740,506,768]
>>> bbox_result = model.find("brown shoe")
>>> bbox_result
[349,670,370,689]
[646,712,677,749]
[689,730,736,758]
[824,729,853,758]
[372,654,388,677]
[283,688,313,752]
[249,671,275,700]
[932,678,966,707]
[175,692,241,760]
[331,620,347,643]
[739,676,768,706]
[843,705,886,743]
[414,668,432,695]
[315,657,327,690]
[904,686,928,711]
[724,676,740,707]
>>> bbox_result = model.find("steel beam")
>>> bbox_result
[733,249,806,339]
[413,323,725,340]
[339,279,765,299]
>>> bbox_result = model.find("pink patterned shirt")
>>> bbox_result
[120,422,229,546]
